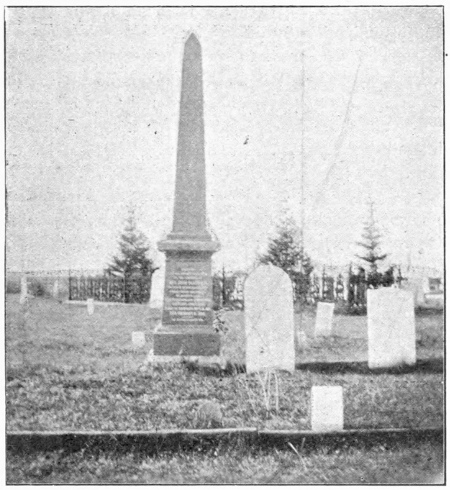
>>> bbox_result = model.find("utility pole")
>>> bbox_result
[298,50,306,341]
[300,50,306,259]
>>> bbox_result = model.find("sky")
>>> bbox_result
[6,6,444,274]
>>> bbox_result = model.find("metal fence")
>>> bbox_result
[213,266,405,311]
[213,272,245,310]
[68,275,152,304]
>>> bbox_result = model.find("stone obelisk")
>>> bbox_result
[154,33,221,360]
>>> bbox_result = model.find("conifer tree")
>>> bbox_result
[106,207,158,279]
[259,215,313,301]
[356,201,388,288]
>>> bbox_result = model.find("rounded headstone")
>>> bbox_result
[244,264,295,373]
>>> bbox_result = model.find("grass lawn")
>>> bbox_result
[6,294,443,370]
[6,294,444,432]
[223,307,443,365]
[7,441,444,484]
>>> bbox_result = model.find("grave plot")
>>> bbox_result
[5,295,443,433]
[5,6,444,485]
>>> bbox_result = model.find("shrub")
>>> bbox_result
[28,279,48,298]
[6,277,21,294]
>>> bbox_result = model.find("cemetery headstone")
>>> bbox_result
[315,301,334,337]
[367,288,416,368]
[19,275,28,304]
[311,385,344,432]
[245,264,295,373]
[52,279,59,299]
[149,269,164,309]
[87,298,95,315]
[154,34,220,360]
[132,331,146,348]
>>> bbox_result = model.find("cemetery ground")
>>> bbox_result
[6,294,444,484]
[7,438,443,484]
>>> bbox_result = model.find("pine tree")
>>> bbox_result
[106,207,158,279]
[259,215,313,301]
[356,201,388,288]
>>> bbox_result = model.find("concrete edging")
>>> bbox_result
[64,300,152,307]
[7,427,443,455]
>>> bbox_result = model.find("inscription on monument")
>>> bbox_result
[162,254,213,327]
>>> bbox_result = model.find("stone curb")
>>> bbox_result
[7,427,443,455]
[64,300,153,307]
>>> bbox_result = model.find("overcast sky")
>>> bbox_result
[6,6,444,273]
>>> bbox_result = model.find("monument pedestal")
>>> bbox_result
[151,34,221,365]
[153,333,221,357]
[154,240,221,360]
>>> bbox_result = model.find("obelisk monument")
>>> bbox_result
[154,33,221,360]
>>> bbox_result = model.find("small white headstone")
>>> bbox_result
[245,264,295,373]
[367,288,416,368]
[311,386,344,432]
[87,298,95,315]
[19,275,28,304]
[52,279,59,298]
[315,302,334,337]
[132,331,146,347]
[149,269,164,309]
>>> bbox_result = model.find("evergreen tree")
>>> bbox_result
[106,207,158,279]
[259,215,313,302]
[356,201,388,288]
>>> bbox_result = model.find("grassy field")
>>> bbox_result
[222,306,443,365]
[5,294,444,432]
[6,294,443,371]
[5,294,444,484]
[7,441,444,484]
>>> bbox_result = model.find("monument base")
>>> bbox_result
[153,331,221,356]
[147,354,225,367]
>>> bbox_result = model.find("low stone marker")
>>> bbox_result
[132,331,146,348]
[245,264,295,373]
[311,386,344,432]
[19,275,28,305]
[149,269,164,309]
[367,288,416,369]
[315,302,334,337]
[52,279,59,298]
[87,298,95,315]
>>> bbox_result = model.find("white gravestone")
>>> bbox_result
[149,269,164,309]
[132,331,146,348]
[52,279,59,298]
[87,298,95,315]
[311,386,344,432]
[367,288,416,369]
[245,264,295,373]
[315,302,334,337]
[19,275,28,304]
